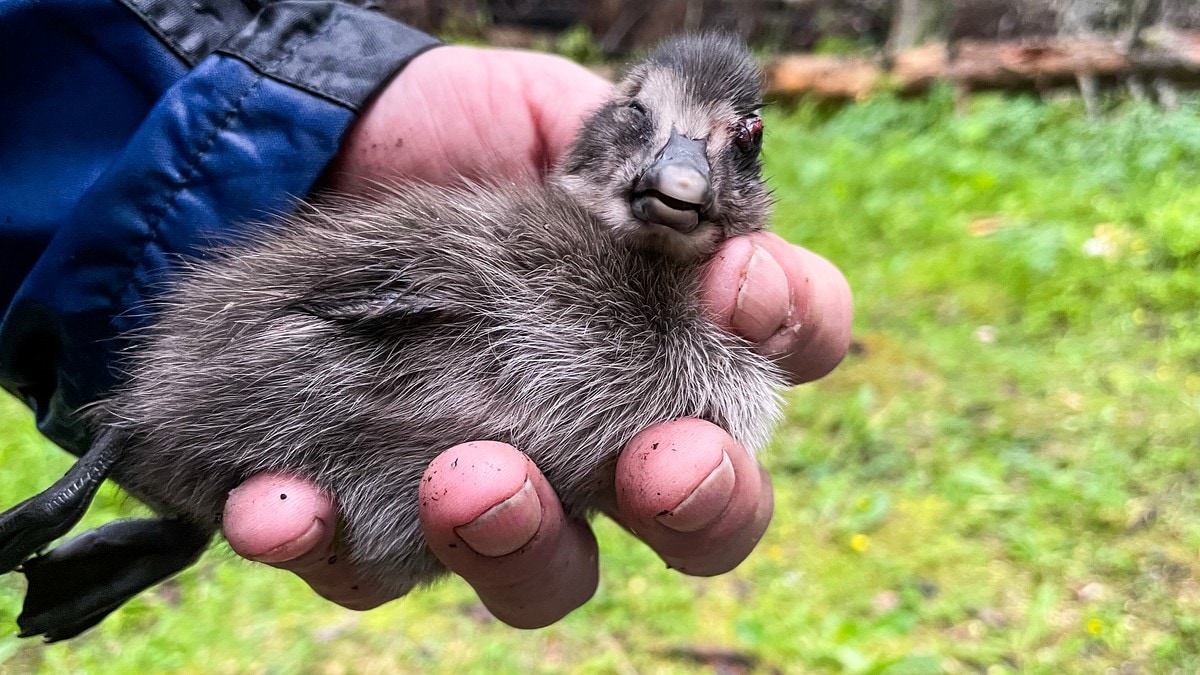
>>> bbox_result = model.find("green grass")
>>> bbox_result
[3,88,1200,673]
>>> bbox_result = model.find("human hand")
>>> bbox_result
[322,45,612,190]
[224,45,853,625]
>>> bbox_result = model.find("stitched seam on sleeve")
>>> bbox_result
[117,15,354,319]
[117,75,264,321]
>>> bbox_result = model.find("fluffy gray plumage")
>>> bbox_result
[100,33,786,595]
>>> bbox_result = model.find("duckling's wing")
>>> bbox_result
[286,286,467,328]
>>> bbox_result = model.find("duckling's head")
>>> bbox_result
[557,33,770,262]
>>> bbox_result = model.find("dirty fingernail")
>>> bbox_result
[656,452,736,532]
[455,478,542,557]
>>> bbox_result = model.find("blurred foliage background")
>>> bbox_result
[4,6,1200,671]
[376,0,1200,56]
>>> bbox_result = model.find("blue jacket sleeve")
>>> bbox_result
[0,0,440,454]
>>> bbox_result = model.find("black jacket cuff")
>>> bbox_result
[120,0,442,110]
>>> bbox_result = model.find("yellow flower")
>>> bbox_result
[850,533,871,553]
[1186,374,1200,392]
[1086,618,1103,636]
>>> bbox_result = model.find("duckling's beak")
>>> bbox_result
[631,131,713,233]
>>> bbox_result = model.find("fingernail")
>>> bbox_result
[732,246,789,344]
[758,322,806,360]
[656,452,736,532]
[455,478,542,557]
[247,517,327,564]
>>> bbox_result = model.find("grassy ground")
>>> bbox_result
[2,89,1199,673]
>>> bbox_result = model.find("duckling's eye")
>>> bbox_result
[734,116,764,153]
[627,99,648,117]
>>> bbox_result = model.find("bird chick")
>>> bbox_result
[0,33,785,640]
[560,34,769,260]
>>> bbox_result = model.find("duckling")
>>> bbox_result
[0,33,784,640]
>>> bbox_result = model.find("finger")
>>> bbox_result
[700,231,853,384]
[419,442,598,628]
[613,418,774,576]
[223,474,393,610]
[515,51,612,166]
[326,46,611,191]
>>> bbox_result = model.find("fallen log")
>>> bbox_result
[765,29,1200,99]
[767,54,880,99]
